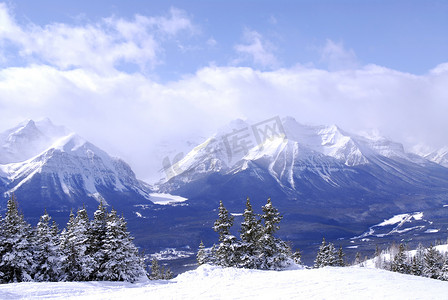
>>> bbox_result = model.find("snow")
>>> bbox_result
[376,213,423,227]
[354,212,428,239]
[1,265,448,299]
[149,193,188,205]
[0,119,153,202]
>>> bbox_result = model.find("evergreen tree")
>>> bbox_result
[149,257,173,280]
[100,210,146,282]
[258,198,291,270]
[149,258,161,280]
[354,252,362,266]
[197,241,207,265]
[239,197,263,269]
[0,195,34,283]
[292,249,302,265]
[32,210,63,282]
[423,244,443,279]
[163,268,174,280]
[391,243,409,274]
[59,208,94,281]
[438,255,448,281]
[213,201,238,267]
[335,246,345,267]
[314,238,337,268]
[410,243,425,276]
[87,202,108,280]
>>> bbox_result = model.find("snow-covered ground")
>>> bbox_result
[149,193,188,205]
[1,264,448,299]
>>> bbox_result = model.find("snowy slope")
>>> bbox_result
[425,146,448,167]
[1,265,448,299]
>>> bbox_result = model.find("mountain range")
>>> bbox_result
[1,117,448,268]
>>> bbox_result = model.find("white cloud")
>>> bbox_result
[1,62,448,182]
[234,29,279,69]
[320,39,359,71]
[0,4,195,73]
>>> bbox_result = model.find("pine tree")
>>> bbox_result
[59,208,94,281]
[438,255,448,281]
[32,210,63,282]
[314,238,337,268]
[149,258,162,280]
[213,201,238,267]
[0,195,34,283]
[423,244,443,279]
[149,257,173,280]
[100,210,146,282]
[258,198,291,270]
[239,197,263,269]
[410,243,425,276]
[292,249,302,265]
[87,202,108,280]
[391,243,409,274]
[354,252,362,266]
[335,246,345,267]
[197,241,207,265]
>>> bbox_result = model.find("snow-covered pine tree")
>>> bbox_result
[239,197,263,269]
[354,252,362,266]
[149,258,161,280]
[0,195,34,283]
[314,238,337,268]
[87,202,108,280]
[32,210,63,282]
[197,241,207,265]
[335,246,345,267]
[163,268,174,280]
[213,201,238,267]
[258,198,291,270]
[314,238,328,268]
[149,257,173,280]
[292,249,302,265]
[327,243,337,266]
[59,208,94,281]
[438,255,448,281]
[391,243,410,274]
[100,209,146,282]
[410,243,425,276]
[423,244,443,279]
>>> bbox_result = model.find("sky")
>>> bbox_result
[0,0,447,182]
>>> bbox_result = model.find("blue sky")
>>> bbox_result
[5,0,448,77]
[0,1,447,181]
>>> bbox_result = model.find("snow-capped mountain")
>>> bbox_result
[154,116,448,260]
[0,119,154,219]
[158,116,448,199]
[425,146,448,168]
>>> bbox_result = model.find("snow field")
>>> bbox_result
[1,264,448,299]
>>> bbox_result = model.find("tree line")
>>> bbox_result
[0,195,146,283]
[371,242,448,281]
